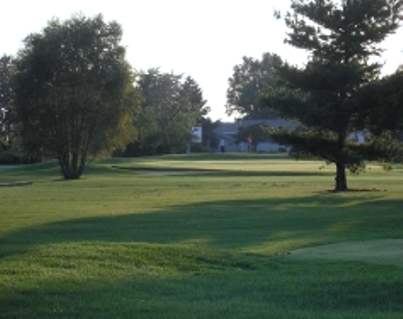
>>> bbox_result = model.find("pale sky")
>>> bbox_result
[2,1,403,121]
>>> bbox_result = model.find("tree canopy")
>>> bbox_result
[126,69,209,156]
[0,54,14,148]
[226,53,282,119]
[261,0,403,191]
[13,14,140,179]
[235,123,271,152]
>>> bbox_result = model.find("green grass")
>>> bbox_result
[1,153,403,318]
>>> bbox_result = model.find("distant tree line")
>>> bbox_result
[0,14,218,179]
[118,68,217,156]
[2,0,403,190]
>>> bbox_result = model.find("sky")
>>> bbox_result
[2,0,403,121]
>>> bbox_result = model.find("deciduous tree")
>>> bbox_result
[13,14,140,179]
[132,69,208,155]
[226,53,282,119]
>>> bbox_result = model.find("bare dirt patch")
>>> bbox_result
[287,239,403,267]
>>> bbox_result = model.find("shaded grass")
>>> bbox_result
[1,154,403,318]
[1,195,403,258]
[1,247,403,318]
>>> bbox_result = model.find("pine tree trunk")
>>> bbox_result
[334,162,347,192]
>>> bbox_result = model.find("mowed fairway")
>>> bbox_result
[1,153,403,319]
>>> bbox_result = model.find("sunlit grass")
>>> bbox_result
[1,153,403,318]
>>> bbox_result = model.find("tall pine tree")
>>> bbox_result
[262,0,403,191]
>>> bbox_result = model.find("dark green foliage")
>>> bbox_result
[261,0,403,191]
[200,116,220,150]
[127,69,208,156]
[236,124,271,152]
[0,55,14,147]
[0,148,39,165]
[357,69,403,135]
[226,53,283,119]
[13,14,140,179]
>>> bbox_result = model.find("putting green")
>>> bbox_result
[287,239,403,267]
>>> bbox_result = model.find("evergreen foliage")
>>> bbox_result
[262,0,403,191]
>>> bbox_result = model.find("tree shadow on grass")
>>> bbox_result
[110,165,335,178]
[1,256,403,318]
[1,194,402,260]
[1,161,334,184]
[1,195,403,317]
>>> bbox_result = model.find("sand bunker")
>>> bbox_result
[135,169,207,175]
[112,166,214,175]
[287,239,403,267]
[0,181,32,187]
